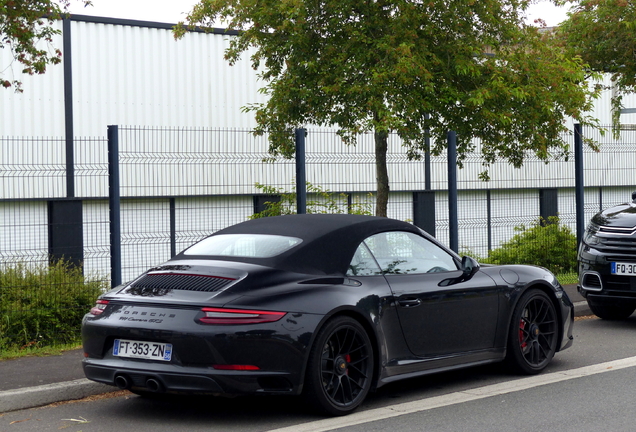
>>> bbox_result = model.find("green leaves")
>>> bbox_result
[1,0,91,91]
[485,216,578,275]
[0,259,107,352]
[180,0,598,159]
[249,181,373,218]
[177,0,601,214]
[558,0,636,131]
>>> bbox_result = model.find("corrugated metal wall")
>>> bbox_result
[2,15,634,187]
[1,20,66,137]
[70,20,265,135]
[2,14,636,281]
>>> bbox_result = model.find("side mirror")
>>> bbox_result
[439,256,480,287]
[461,256,480,280]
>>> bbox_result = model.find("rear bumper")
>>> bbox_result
[81,306,322,396]
[82,358,299,395]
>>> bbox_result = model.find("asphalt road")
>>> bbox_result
[2,314,636,432]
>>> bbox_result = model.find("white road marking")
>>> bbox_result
[267,356,636,432]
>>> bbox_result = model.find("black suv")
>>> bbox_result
[578,191,636,320]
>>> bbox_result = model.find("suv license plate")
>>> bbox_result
[113,339,172,361]
[611,262,636,276]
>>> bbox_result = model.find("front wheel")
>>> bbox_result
[587,299,636,320]
[303,316,374,416]
[506,289,558,374]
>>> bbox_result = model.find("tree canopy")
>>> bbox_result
[0,0,89,91]
[176,0,601,216]
[558,0,636,125]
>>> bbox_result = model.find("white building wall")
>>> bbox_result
[2,15,636,280]
[1,21,66,137]
[2,15,635,200]
[70,20,265,136]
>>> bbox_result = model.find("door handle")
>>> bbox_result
[398,298,422,308]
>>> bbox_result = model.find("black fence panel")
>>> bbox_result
[2,125,636,351]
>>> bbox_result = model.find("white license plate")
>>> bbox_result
[113,339,172,361]
[611,262,636,276]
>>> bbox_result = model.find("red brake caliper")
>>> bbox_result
[345,354,351,375]
[519,319,527,349]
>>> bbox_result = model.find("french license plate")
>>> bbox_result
[113,339,172,361]
[611,262,636,276]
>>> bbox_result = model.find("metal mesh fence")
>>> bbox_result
[1,125,636,351]
[0,137,67,200]
[1,137,111,352]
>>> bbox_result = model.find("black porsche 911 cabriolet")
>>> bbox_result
[82,214,574,415]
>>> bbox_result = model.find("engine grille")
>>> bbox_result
[130,273,235,293]
[594,236,636,254]
[599,226,636,236]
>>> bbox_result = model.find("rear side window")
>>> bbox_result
[183,234,302,258]
[348,241,383,276]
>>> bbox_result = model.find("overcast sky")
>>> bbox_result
[68,0,573,27]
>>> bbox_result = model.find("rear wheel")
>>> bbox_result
[304,316,374,416]
[587,299,636,320]
[506,289,558,374]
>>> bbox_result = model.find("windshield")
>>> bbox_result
[183,234,302,258]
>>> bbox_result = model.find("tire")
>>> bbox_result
[587,299,636,320]
[506,289,558,374]
[303,316,374,416]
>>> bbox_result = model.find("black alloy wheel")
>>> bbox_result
[304,316,374,416]
[506,289,558,374]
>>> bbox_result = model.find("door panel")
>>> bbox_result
[349,230,502,359]
[386,271,500,357]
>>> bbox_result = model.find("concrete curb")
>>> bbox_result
[573,300,592,317]
[0,379,116,413]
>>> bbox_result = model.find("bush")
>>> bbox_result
[250,181,373,218]
[485,216,577,275]
[0,260,108,353]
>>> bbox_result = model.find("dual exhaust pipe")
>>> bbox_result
[114,374,163,392]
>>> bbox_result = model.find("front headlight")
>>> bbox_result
[583,224,601,246]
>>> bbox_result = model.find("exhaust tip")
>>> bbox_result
[145,378,163,392]
[114,374,131,390]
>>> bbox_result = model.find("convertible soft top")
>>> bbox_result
[176,214,422,275]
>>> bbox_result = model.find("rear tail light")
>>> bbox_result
[90,299,109,316]
[212,364,260,370]
[198,307,286,325]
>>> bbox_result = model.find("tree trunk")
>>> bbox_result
[374,129,389,217]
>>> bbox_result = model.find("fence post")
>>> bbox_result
[425,113,432,191]
[295,128,307,214]
[169,198,176,257]
[574,123,584,246]
[447,131,458,253]
[486,190,492,252]
[63,18,75,198]
[108,125,122,287]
